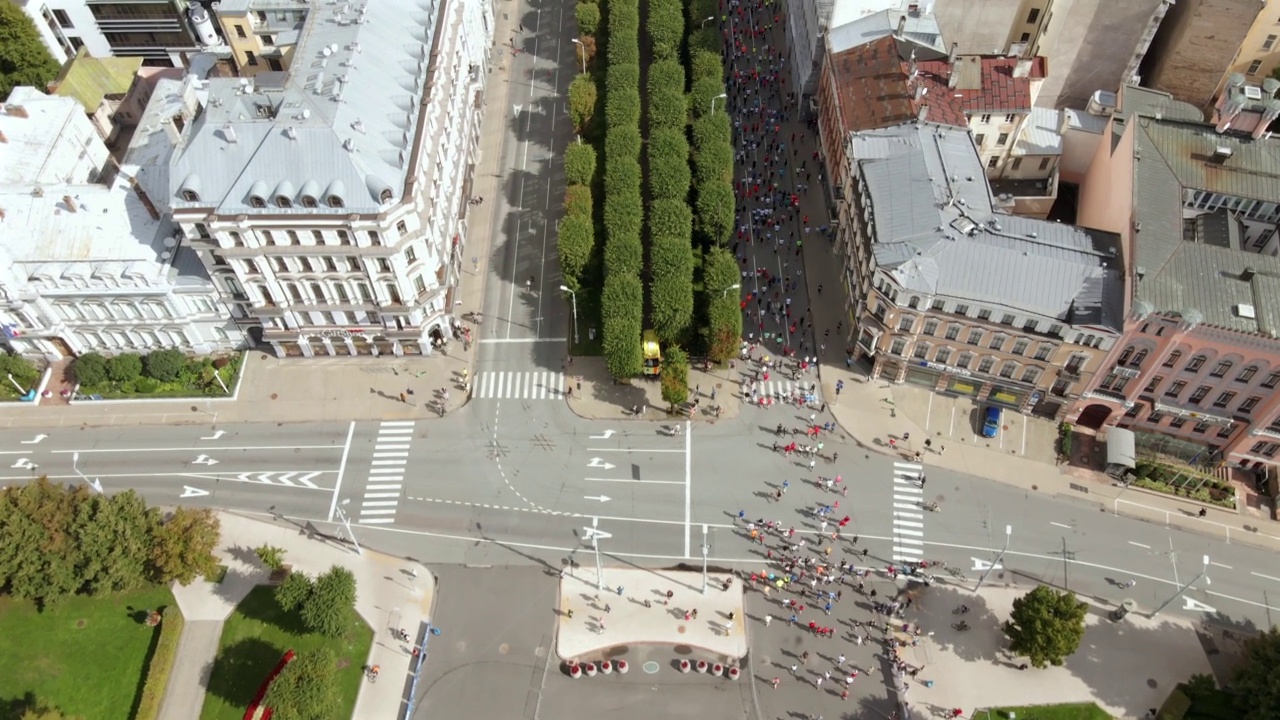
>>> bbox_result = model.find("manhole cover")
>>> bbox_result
[642,661,660,674]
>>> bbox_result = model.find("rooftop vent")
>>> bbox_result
[1236,303,1257,319]
[1241,266,1256,281]
[1244,86,1264,101]
[1211,146,1233,163]
[284,127,297,140]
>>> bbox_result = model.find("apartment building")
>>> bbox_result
[0,88,245,360]
[1140,0,1263,113]
[837,122,1125,418]
[121,0,494,358]
[1211,1,1280,104]
[1072,85,1280,469]
[211,0,303,76]
[16,0,212,66]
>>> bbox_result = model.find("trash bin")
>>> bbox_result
[1110,598,1136,621]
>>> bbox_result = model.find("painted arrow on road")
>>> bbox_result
[587,458,616,470]
[193,455,219,465]
[20,434,48,444]
[589,430,617,439]
[583,495,612,502]
[181,486,210,498]
[233,472,322,488]
[11,458,35,469]
[971,557,1003,572]
[1183,597,1217,613]
[201,430,226,440]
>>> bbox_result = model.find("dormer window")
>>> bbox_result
[250,196,267,208]
[327,196,344,208]
[275,196,292,208]
[182,189,200,202]
[379,188,393,203]
[301,195,318,208]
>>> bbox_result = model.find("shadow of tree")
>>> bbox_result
[0,692,42,720]
[203,636,284,706]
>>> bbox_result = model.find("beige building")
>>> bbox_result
[1141,0,1262,113]
[837,122,1125,418]
[1209,1,1280,106]
[213,0,301,76]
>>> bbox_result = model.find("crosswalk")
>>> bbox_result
[355,420,414,525]
[890,461,925,562]
[473,371,566,399]
[749,380,821,402]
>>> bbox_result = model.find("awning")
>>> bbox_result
[1106,428,1137,469]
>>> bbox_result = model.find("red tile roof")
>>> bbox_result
[827,35,968,132]
[916,55,1045,114]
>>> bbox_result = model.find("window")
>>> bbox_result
[337,230,352,245]
[989,335,1006,351]
[978,357,995,374]
[377,258,392,273]
[1192,422,1210,434]
[1213,391,1236,408]
[956,353,973,369]
[908,296,920,309]
[980,114,992,124]
[1265,34,1277,50]
[286,230,299,244]
[935,348,952,364]
[1039,157,1051,171]
[1217,426,1234,439]
[1210,360,1232,378]
[397,219,408,234]
[358,283,373,302]
[327,195,344,208]
[1188,385,1210,404]
[1011,339,1028,356]
[308,282,325,302]
[1240,396,1261,413]
[1130,349,1148,367]
[1148,409,1164,423]
[967,329,983,345]
[1117,346,1134,365]
[273,257,289,272]
[324,257,338,272]
[405,244,418,263]
[250,196,266,208]
[978,309,992,321]
[245,51,259,66]
[897,316,914,332]
[1021,367,1041,383]
[1248,59,1263,75]
[1001,313,1016,326]
[1144,376,1163,393]
[914,343,930,359]
[1162,350,1181,368]
[235,24,246,38]
[997,133,1009,146]
[1186,355,1206,372]
[244,260,261,275]
[347,256,361,271]
[1169,418,1186,429]
[1237,365,1258,383]
[1034,345,1052,361]
[923,319,939,335]
[999,362,1017,379]
[1165,380,1186,398]
[954,304,970,316]
[369,231,381,244]
[975,133,986,147]
[1011,158,1023,171]
[890,338,907,356]
[988,156,999,169]
[413,275,427,294]
[931,299,946,311]
[1026,7,1040,23]
[1024,319,1039,333]
[1019,32,1030,43]
[945,324,960,340]
[1265,370,1280,389]
[301,195,318,208]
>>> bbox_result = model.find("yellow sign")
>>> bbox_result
[991,390,1019,404]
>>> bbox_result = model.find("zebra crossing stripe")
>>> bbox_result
[474,371,567,399]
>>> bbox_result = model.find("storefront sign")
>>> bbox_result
[989,389,1023,405]
[918,360,972,377]
[320,329,367,338]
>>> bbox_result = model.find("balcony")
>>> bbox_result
[1113,366,1140,379]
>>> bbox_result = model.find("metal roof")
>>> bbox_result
[52,48,142,115]
[852,122,1124,329]
[827,8,943,56]
[1012,106,1063,156]
[165,0,444,214]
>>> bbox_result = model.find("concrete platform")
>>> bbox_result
[556,566,748,662]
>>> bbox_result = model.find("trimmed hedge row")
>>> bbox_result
[559,8,601,294]
[648,129,691,201]
[603,0,645,378]
[703,247,744,362]
[648,0,685,60]
[134,606,186,720]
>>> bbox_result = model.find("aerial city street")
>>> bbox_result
[4,0,1280,718]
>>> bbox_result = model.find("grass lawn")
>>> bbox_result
[201,585,372,720]
[980,703,1114,720]
[0,584,177,720]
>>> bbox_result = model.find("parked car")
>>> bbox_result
[982,406,1002,438]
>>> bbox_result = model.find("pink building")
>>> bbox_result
[1070,84,1280,472]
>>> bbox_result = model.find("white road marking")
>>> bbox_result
[200,430,226,441]
[586,458,616,470]
[590,430,617,439]
[1210,561,1233,570]
[1050,522,1071,529]
[1252,571,1280,583]
[180,486,210,498]
[53,444,339,454]
[192,455,218,465]
[1128,541,1151,549]
[684,420,692,559]
[971,558,1002,571]
[587,448,686,453]
[1183,597,1217,613]
[583,477,683,485]
[20,434,48,444]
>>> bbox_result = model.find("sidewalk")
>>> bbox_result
[158,512,436,720]
[564,356,741,422]
[556,566,747,663]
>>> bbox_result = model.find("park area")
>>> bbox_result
[200,585,372,720]
[0,584,178,720]
[979,703,1113,720]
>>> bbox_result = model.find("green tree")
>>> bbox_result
[0,479,86,604]
[564,142,597,186]
[275,570,314,612]
[1234,626,1280,718]
[651,235,694,343]
[0,353,39,388]
[255,543,287,571]
[106,353,143,383]
[70,490,158,595]
[575,1,601,36]
[1002,584,1088,668]
[568,75,597,135]
[703,248,743,362]
[301,565,357,638]
[601,276,644,379]
[150,507,221,584]
[261,648,341,720]
[70,353,109,387]
[564,183,593,218]
[0,2,61,101]
[557,213,594,293]
[695,180,735,245]
[660,345,690,411]
[143,349,185,382]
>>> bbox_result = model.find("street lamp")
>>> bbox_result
[975,525,1012,591]
[582,517,612,591]
[710,93,727,114]
[70,452,103,494]
[1151,554,1211,618]
[559,285,579,346]
[701,524,710,594]
[335,499,363,556]
[570,38,587,75]
[6,373,25,395]
[720,282,741,298]
[701,15,715,27]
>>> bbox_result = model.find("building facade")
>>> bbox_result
[837,122,1125,418]
[1071,85,1280,469]
[1140,0,1261,113]
[17,0,209,66]
[1209,0,1280,106]
[0,88,245,360]
[124,0,494,358]
[211,0,303,77]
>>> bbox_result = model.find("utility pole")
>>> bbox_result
[975,525,1012,591]
[1151,555,1211,618]
[582,517,612,591]
[701,524,710,594]
[335,499,362,555]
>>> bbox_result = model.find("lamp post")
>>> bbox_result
[701,15,715,27]
[570,38,587,74]
[720,282,741,298]
[559,285,579,346]
[975,525,1012,591]
[1151,555,1211,617]
[335,499,363,555]
[711,93,727,114]
[70,452,103,494]
[582,517,612,591]
[6,373,25,394]
[701,524,710,594]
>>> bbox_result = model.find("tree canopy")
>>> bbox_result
[261,648,341,720]
[1002,584,1088,668]
[0,2,60,101]
[1234,626,1280,718]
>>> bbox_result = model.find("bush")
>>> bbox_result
[71,352,109,386]
[603,154,641,201]
[650,199,693,241]
[604,225,643,277]
[133,606,186,720]
[689,76,726,119]
[275,570,314,612]
[695,180,736,245]
[564,142,597,186]
[564,183,593,218]
[605,67,641,128]
[660,345,690,409]
[647,0,685,60]
[601,275,644,379]
[651,235,695,343]
[694,140,734,185]
[568,74,597,134]
[254,544,286,571]
[690,49,722,83]
[0,353,39,387]
[605,125,642,167]
[135,376,161,393]
[106,352,143,383]
[576,1,600,36]
[143,349,186,382]
[607,5,640,66]
[703,248,743,362]
[558,213,594,292]
[649,132,692,201]
[692,112,732,151]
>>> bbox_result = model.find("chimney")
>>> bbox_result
[1013,58,1034,78]
[917,103,929,123]
[897,14,907,37]
[3,105,28,119]
[125,174,161,220]
[915,84,927,102]
[948,45,961,89]
[948,42,959,65]
[1242,267,1257,282]
[63,195,78,213]
[1253,100,1280,140]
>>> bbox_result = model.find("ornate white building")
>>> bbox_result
[126,0,494,357]
[0,88,246,360]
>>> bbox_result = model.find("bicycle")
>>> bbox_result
[366,664,381,683]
